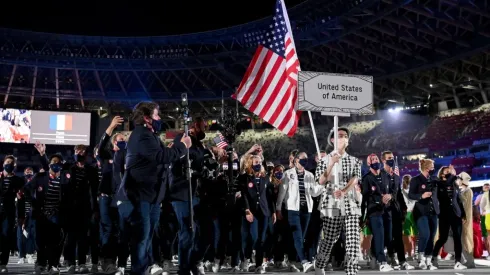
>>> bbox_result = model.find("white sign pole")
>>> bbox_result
[307,111,321,159]
[333,115,339,202]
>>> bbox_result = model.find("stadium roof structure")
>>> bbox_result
[0,0,489,119]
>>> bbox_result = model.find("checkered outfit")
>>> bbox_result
[314,153,362,275]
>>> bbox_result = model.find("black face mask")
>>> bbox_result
[74,154,85,162]
[3,164,14,173]
[196,131,206,141]
[50,163,62,173]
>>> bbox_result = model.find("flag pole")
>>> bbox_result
[307,111,321,159]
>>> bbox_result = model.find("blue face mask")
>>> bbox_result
[50,163,62,173]
[298,159,308,167]
[3,164,14,173]
[386,159,395,167]
[274,172,283,179]
[116,141,127,150]
[252,164,262,172]
[370,163,381,170]
[152,119,162,132]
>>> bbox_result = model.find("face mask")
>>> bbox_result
[428,169,435,175]
[274,172,283,180]
[370,162,381,170]
[25,174,33,180]
[151,119,162,132]
[116,141,127,150]
[298,159,308,167]
[252,164,262,172]
[74,154,85,162]
[386,159,395,167]
[95,156,102,162]
[196,131,206,141]
[50,163,62,173]
[3,164,14,173]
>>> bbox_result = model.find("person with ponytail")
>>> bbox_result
[431,165,466,270]
[408,159,439,270]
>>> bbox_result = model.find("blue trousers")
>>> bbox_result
[0,215,14,265]
[118,200,160,275]
[17,216,36,258]
[368,214,392,263]
[288,209,311,263]
[416,215,438,256]
[241,212,270,266]
[99,196,119,262]
[172,199,204,275]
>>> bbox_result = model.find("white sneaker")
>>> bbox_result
[27,254,35,264]
[146,264,164,275]
[78,264,89,274]
[254,263,267,274]
[115,267,125,275]
[17,258,25,264]
[379,263,394,272]
[418,256,427,270]
[240,259,251,272]
[204,261,213,272]
[211,259,220,273]
[426,257,437,271]
[195,262,206,275]
[326,263,333,271]
[401,262,415,270]
[302,261,314,273]
[49,267,60,275]
[0,266,7,273]
[230,266,240,273]
[454,262,467,270]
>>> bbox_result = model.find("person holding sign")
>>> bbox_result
[314,127,362,275]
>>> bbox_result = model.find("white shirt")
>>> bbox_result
[402,188,416,212]
[276,169,323,213]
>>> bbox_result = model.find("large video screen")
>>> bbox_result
[0,109,31,143]
[30,111,91,145]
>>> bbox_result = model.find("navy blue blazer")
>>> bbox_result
[168,133,205,202]
[239,173,275,217]
[436,175,465,219]
[119,125,186,204]
[24,172,71,225]
[408,173,440,219]
[361,172,391,218]
[0,174,24,219]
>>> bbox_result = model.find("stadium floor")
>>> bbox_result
[4,258,490,275]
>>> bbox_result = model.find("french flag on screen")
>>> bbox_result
[49,114,73,131]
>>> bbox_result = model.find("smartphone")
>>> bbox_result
[222,163,238,170]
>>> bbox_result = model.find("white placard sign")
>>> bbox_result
[297,71,374,115]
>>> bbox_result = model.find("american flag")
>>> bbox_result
[394,157,400,176]
[232,0,301,137]
[213,133,228,149]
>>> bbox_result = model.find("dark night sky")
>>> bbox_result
[0,0,306,36]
